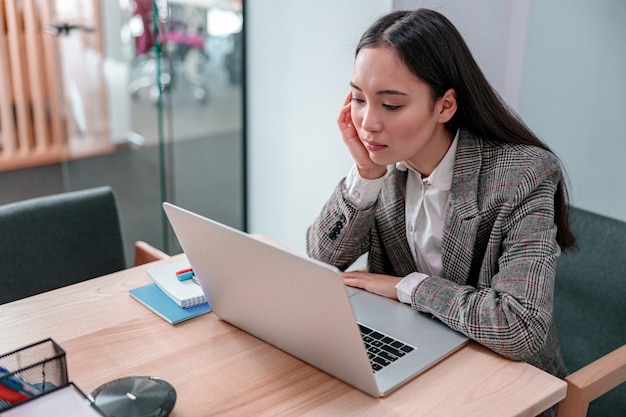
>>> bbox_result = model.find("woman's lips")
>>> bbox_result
[362,139,387,152]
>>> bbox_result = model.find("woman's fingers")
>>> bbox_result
[341,271,400,300]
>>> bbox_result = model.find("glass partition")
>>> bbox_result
[0,0,245,264]
[157,0,246,254]
[105,0,245,257]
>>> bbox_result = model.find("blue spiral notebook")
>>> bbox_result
[129,283,211,325]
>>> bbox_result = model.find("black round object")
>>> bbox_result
[89,376,176,417]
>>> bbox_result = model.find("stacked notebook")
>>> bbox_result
[146,260,207,308]
[130,259,211,325]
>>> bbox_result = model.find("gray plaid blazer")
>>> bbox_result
[306,129,568,382]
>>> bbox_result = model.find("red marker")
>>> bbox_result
[175,268,193,276]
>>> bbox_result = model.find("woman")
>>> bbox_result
[306,9,575,416]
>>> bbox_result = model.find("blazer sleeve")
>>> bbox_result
[411,151,563,362]
[306,179,377,271]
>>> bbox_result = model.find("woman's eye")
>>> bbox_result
[351,97,365,104]
[383,104,402,111]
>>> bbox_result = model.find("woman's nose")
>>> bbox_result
[360,106,382,132]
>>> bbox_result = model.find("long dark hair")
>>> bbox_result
[357,9,576,250]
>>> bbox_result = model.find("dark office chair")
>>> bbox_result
[0,186,168,304]
[554,206,626,417]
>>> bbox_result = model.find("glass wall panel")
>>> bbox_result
[57,0,169,263]
[159,0,245,254]
[0,0,245,264]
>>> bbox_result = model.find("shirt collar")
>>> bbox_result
[395,129,459,191]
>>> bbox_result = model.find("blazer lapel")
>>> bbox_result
[378,169,418,277]
[441,131,482,285]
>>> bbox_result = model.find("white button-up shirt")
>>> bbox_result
[343,131,459,303]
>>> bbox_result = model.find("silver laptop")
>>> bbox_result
[163,203,468,397]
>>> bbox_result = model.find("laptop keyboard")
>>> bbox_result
[359,323,416,372]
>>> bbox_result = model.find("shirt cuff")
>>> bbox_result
[343,164,386,209]
[396,272,429,304]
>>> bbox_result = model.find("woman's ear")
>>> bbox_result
[438,88,457,123]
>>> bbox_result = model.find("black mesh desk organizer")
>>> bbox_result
[0,339,68,411]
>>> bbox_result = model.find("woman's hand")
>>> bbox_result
[341,270,401,300]
[337,92,387,180]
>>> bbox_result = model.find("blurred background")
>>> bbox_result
[0,0,245,263]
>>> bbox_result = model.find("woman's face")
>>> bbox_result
[350,46,454,175]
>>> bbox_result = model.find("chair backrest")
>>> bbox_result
[0,186,127,304]
[554,206,626,416]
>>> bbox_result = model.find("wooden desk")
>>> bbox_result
[0,257,566,416]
